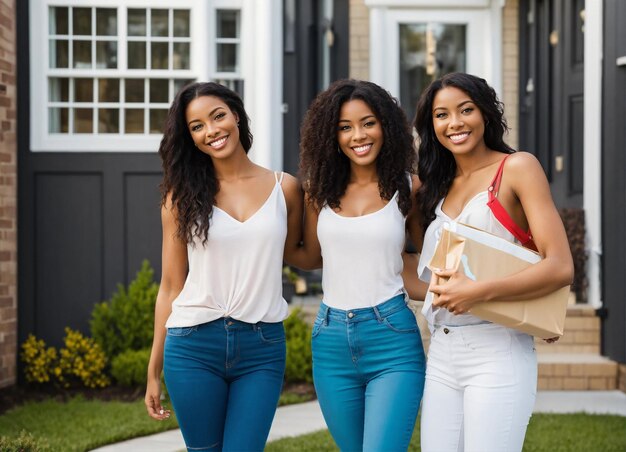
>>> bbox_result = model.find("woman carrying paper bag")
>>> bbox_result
[413,72,573,452]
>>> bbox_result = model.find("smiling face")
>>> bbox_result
[185,95,242,159]
[432,86,487,156]
[337,99,383,169]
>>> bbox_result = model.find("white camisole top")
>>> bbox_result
[418,191,518,330]
[165,172,289,327]
[317,190,406,309]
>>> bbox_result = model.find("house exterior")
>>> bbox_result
[1,0,624,389]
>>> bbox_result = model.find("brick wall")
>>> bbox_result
[502,0,519,149]
[349,0,369,80]
[0,0,16,389]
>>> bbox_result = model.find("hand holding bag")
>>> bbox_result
[428,221,570,339]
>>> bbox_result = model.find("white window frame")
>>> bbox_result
[29,0,239,152]
[367,2,503,103]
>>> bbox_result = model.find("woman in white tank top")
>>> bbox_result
[144,83,305,451]
[414,73,573,452]
[294,79,427,451]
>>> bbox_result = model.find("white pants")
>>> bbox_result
[421,322,537,452]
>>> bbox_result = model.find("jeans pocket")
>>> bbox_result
[311,316,327,338]
[383,306,420,333]
[258,323,286,344]
[166,326,197,337]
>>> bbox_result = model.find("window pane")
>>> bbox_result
[49,7,68,35]
[127,41,146,69]
[217,10,238,38]
[49,77,69,101]
[75,78,93,102]
[73,40,92,68]
[212,79,244,98]
[96,8,117,36]
[98,109,119,133]
[128,9,146,36]
[150,109,167,133]
[217,44,237,72]
[151,42,168,69]
[49,39,69,68]
[151,9,169,37]
[73,7,92,35]
[49,108,69,133]
[173,10,190,37]
[96,41,117,68]
[125,79,145,102]
[399,23,466,122]
[174,79,194,95]
[173,42,190,69]
[98,79,119,102]
[74,108,93,133]
[125,109,144,133]
[149,79,168,103]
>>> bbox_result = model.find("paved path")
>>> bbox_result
[91,391,626,452]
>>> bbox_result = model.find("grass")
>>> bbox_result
[0,385,314,451]
[266,413,626,452]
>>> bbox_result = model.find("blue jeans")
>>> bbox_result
[163,318,286,451]
[312,294,426,452]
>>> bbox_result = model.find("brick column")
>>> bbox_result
[349,0,369,80]
[0,0,16,389]
[502,0,519,149]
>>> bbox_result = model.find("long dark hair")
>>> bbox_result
[158,82,253,245]
[413,72,515,230]
[299,79,416,215]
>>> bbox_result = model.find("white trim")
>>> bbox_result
[243,0,283,170]
[369,7,499,102]
[583,0,602,308]
[365,0,490,7]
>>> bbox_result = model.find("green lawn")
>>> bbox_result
[2,395,624,452]
[267,413,626,452]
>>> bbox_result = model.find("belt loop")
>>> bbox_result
[324,305,330,325]
[373,304,383,322]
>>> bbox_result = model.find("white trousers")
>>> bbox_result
[421,322,537,452]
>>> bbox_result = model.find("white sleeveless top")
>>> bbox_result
[418,191,518,329]
[317,191,405,309]
[166,172,289,327]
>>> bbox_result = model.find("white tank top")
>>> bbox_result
[166,172,289,327]
[418,191,518,329]
[317,191,405,309]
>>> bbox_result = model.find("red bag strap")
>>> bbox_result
[487,155,538,251]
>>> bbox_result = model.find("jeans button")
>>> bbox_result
[227,321,234,326]
[443,327,450,334]
[348,312,354,319]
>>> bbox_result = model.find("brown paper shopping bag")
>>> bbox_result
[428,222,569,339]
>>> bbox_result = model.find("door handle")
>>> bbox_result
[617,56,626,67]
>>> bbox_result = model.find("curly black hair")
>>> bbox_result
[413,72,515,231]
[299,79,416,216]
[158,82,253,245]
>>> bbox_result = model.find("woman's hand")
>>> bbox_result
[145,376,171,420]
[543,336,560,343]
[429,268,483,315]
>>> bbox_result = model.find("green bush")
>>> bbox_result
[0,431,49,452]
[284,308,313,383]
[20,335,57,385]
[111,348,151,387]
[90,260,159,360]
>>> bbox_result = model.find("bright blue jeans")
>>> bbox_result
[163,318,286,451]
[312,293,426,452]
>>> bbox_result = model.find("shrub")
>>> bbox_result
[284,308,313,383]
[21,335,57,385]
[0,431,49,452]
[110,348,151,387]
[559,208,588,303]
[56,327,110,389]
[90,260,159,360]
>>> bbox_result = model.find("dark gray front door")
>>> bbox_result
[601,0,626,363]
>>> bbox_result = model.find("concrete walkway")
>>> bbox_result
[91,391,626,452]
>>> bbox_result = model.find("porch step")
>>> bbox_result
[537,353,619,390]
[534,305,600,354]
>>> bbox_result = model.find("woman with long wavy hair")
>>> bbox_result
[297,79,426,451]
[414,72,573,452]
[144,82,304,451]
